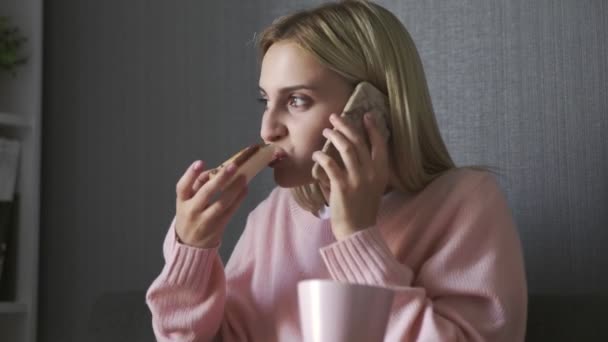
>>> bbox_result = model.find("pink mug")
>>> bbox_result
[298,279,395,342]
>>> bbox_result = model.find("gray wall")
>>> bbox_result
[40,0,607,341]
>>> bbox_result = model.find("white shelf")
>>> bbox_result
[0,112,31,128]
[0,0,43,341]
[0,302,27,314]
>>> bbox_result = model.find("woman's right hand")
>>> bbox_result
[174,147,256,249]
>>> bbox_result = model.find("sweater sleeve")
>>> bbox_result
[320,173,528,341]
[145,218,228,342]
[146,202,269,342]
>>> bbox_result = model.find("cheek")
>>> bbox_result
[298,129,327,158]
[308,128,326,146]
[302,116,332,148]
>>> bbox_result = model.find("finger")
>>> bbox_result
[190,162,238,211]
[364,113,389,165]
[212,185,249,230]
[329,113,370,164]
[202,176,248,221]
[176,160,205,201]
[312,151,346,190]
[322,128,360,173]
[192,170,212,192]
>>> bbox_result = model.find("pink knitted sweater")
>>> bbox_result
[146,168,527,341]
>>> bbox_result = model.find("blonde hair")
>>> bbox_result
[257,0,457,214]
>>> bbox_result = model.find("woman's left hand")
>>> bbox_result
[312,112,391,240]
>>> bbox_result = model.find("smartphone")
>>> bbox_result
[311,81,391,181]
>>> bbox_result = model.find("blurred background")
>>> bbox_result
[1,0,606,341]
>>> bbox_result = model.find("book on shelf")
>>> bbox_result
[0,137,20,299]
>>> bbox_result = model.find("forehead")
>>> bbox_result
[259,42,330,91]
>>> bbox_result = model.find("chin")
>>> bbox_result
[272,167,313,188]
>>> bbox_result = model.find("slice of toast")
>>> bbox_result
[209,143,276,186]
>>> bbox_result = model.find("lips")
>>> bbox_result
[269,149,288,167]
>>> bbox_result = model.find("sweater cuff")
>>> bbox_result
[320,227,413,287]
[162,235,219,289]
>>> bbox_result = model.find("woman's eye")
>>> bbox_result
[288,96,307,108]
[256,97,268,108]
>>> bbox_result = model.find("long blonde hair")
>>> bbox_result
[257,0,456,214]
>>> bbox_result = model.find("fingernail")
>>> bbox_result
[192,160,202,170]
[322,128,330,136]
[226,163,237,173]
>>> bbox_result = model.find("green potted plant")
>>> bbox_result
[0,16,27,77]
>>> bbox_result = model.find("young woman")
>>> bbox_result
[146,1,527,341]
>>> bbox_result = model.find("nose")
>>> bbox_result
[260,109,288,143]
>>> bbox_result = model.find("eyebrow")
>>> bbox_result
[258,84,318,95]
